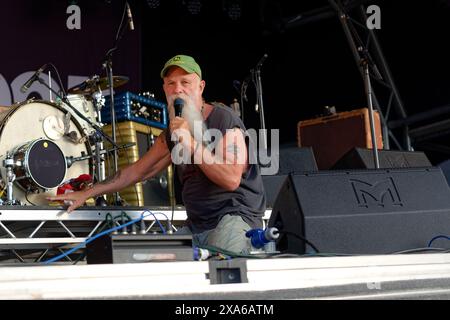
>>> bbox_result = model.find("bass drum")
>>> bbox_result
[0,100,92,205]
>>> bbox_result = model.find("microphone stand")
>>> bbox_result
[101,2,133,205]
[328,0,380,168]
[361,50,380,168]
[240,76,250,124]
[103,53,122,205]
[251,53,268,150]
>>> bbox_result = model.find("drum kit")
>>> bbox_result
[0,75,130,206]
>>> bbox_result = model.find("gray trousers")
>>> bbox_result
[176,214,252,254]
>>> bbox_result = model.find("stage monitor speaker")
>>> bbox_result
[262,174,288,208]
[276,146,318,175]
[269,168,450,255]
[332,147,432,169]
[438,159,450,188]
[262,146,317,207]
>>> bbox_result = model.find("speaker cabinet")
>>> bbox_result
[333,147,432,169]
[438,159,450,188]
[262,174,288,208]
[269,168,450,254]
[276,146,318,175]
[103,121,175,206]
[262,146,318,207]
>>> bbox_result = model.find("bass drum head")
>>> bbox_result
[0,100,92,205]
[13,139,67,191]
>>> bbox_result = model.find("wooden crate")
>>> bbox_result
[297,108,383,170]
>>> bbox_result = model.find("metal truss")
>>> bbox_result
[327,0,411,151]
[0,207,182,264]
[0,207,272,264]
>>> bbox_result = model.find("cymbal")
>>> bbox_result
[68,75,129,95]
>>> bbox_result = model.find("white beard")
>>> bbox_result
[168,94,207,144]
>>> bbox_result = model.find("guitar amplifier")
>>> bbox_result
[103,91,168,129]
[297,108,383,170]
[103,121,175,206]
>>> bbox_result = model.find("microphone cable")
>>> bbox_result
[47,63,67,99]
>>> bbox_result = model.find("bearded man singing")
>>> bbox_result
[48,55,266,253]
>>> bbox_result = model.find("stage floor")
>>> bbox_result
[2,253,450,300]
[2,206,450,300]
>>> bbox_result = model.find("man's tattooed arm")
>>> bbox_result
[225,128,241,159]
[98,169,122,186]
[226,143,240,157]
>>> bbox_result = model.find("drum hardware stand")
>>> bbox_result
[3,153,21,205]
[102,55,122,205]
[91,86,107,203]
[35,76,123,200]
[65,142,135,205]
[66,143,135,168]
[92,89,106,119]
[102,1,134,206]
[90,131,107,206]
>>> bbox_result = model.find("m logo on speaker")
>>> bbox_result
[350,178,403,208]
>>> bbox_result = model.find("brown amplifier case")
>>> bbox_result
[297,108,383,170]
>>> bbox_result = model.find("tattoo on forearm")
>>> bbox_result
[98,170,122,186]
[226,143,239,156]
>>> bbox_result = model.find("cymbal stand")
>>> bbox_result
[90,131,107,206]
[91,88,107,205]
[102,1,133,205]
[92,88,105,182]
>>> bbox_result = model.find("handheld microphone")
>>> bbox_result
[126,2,135,31]
[20,64,47,93]
[174,98,184,117]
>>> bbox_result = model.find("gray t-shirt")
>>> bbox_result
[165,104,266,233]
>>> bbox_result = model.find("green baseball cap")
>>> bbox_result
[160,54,202,79]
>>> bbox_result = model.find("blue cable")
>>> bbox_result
[43,210,165,264]
[144,211,167,234]
[428,235,450,248]
[151,211,170,221]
